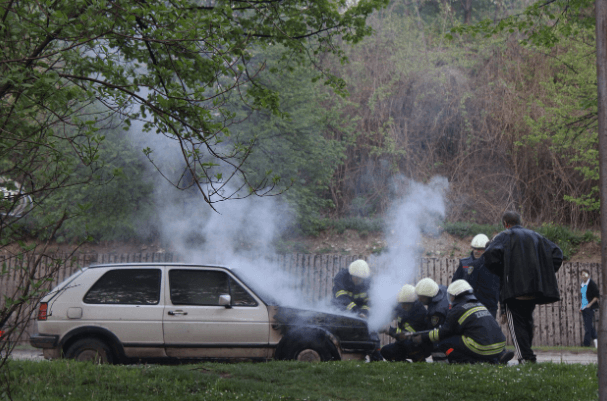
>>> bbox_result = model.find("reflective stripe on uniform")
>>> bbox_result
[462,336,505,356]
[346,302,357,310]
[429,328,440,342]
[404,323,416,333]
[361,305,370,310]
[335,290,352,298]
[458,306,487,325]
[353,292,368,299]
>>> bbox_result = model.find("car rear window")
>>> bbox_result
[83,269,161,305]
[169,270,257,306]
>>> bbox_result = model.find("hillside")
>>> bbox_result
[20,229,601,264]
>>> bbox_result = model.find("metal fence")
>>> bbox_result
[0,252,599,347]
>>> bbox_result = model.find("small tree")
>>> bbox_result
[0,0,388,378]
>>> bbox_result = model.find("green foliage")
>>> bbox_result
[4,359,598,401]
[449,0,600,218]
[520,26,599,211]
[534,223,598,260]
[442,222,502,238]
[324,217,385,234]
[26,119,156,242]
[230,47,347,235]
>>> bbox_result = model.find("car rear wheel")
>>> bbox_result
[65,338,113,364]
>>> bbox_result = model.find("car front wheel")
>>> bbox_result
[65,338,113,364]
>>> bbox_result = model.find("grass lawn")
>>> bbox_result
[2,359,598,401]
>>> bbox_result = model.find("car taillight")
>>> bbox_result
[37,302,48,320]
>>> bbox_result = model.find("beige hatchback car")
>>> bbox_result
[31,263,379,363]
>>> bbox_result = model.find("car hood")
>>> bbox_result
[271,306,374,343]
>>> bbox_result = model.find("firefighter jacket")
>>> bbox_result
[421,294,506,356]
[426,285,449,329]
[332,269,370,315]
[483,225,563,305]
[389,301,428,337]
[453,253,500,312]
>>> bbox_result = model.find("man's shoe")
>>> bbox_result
[499,351,515,365]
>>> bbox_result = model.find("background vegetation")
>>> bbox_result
[4,0,598,246]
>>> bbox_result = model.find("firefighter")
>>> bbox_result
[452,234,500,318]
[332,259,371,318]
[415,277,449,328]
[380,284,431,362]
[413,280,515,364]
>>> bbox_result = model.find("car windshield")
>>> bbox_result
[229,268,280,306]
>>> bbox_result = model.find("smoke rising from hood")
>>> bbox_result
[126,117,449,324]
[366,176,449,331]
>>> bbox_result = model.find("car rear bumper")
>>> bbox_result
[30,334,59,349]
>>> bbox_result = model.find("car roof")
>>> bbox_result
[87,263,231,269]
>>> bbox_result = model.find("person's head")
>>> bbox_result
[470,233,489,259]
[348,259,370,285]
[415,278,439,305]
[447,279,473,304]
[397,284,417,311]
[581,269,590,281]
[502,211,521,228]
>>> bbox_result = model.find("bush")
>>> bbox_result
[534,223,598,260]
[442,222,502,238]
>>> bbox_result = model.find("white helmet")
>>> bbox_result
[397,284,417,303]
[448,279,473,297]
[470,234,489,249]
[348,259,370,279]
[415,278,439,298]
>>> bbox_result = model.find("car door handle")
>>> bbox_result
[168,310,188,316]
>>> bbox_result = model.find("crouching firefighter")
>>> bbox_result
[332,259,371,318]
[415,278,449,329]
[412,280,514,364]
[380,284,432,362]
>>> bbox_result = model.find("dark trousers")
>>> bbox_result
[381,340,432,362]
[505,298,536,362]
[434,336,501,364]
[582,308,597,346]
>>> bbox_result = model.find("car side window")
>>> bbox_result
[83,269,161,305]
[229,277,258,306]
[170,270,230,306]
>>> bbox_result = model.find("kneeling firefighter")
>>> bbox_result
[380,284,432,362]
[413,280,514,364]
[332,259,371,318]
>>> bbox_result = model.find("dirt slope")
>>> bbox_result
[6,230,601,263]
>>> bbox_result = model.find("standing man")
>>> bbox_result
[580,269,600,348]
[332,259,371,318]
[483,211,563,364]
[453,234,500,318]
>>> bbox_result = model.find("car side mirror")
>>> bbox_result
[219,294,232,308]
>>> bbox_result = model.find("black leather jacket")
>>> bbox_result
[483,225,563,305]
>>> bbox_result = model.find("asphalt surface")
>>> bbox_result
[4,348,600,365]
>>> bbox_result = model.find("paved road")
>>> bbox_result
[5,349,599,364]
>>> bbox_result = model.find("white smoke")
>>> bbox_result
[366,176,449,331]
[126,116,449,321]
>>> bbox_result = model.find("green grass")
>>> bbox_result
[4,359,598,401]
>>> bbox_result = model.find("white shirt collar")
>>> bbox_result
[581,278,590,287]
